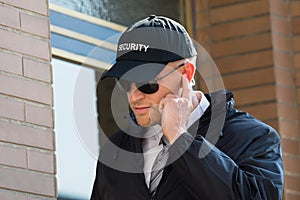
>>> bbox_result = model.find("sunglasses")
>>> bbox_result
[115,63,185,94]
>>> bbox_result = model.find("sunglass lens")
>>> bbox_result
[115,79,159,94]
[138,83,159,94]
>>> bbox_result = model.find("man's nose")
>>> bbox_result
[129,83,145,102]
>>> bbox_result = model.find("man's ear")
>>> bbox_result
[184,62,195,81]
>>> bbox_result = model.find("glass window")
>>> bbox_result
[52,58,99,200]
[49,0,183,26]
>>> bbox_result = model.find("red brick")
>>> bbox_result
[25,104,53,127]
[0,73,52,105]
[291,1,300,17]
[278,103,298,121]
[276,85,296,104]
[274,51,294,69]
[295,71,300,86]
[201,44,212,55]
[210,1,269,24]
[238,102,277,121]
[279,120,299,138]
[294,36,300,51]
[211,16,270,41]
[285,174,300,193]
[223,68,275,90]
[27,150,55,173]
[295,54,300,69]
[234,85,276,106]
[211,33,272,58]
[297,88,300,104]
[275,67,295,86]
[272,33,293,52]
[283,155,300,174]
[271,16,290,35]
[270,0,289,17]
[209,0,239,8]
[202,77,225,92]
[194,0,208,11]
[282,138,299,155]
[0,5,20,29]
[0,29,50,60]
[195,28,210,45]
[0,190,27,200]
[0,144,26,168]
[0,166,55,196]
[196,64,224,90]
[0,121,54,150]
[20,12,49,38]
[0,97,24,121]
[292,18,300,34]
[195,11,209,29]
[0,51,22,74]
[196,55,221,78]
[23,58,51,82]
[216,50,273,74]
[286,192,300,200]
[1,0,48,16]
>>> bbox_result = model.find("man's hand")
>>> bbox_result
[159,74,195,144]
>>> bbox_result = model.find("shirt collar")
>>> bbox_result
[187,92,210,127]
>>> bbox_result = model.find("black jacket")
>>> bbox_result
[91,91,284,200]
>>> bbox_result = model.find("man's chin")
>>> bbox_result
[137,119,160,128]
[135,107,161,127]
[137,120,152,127]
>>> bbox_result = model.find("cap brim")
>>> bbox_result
[101,60,166,82]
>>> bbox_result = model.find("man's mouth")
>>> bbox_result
[133,106,151,115]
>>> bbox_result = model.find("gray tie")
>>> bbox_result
[149,140,169,197]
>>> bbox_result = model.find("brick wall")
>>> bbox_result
[193,0,300,199]
[0,0,56,199]
[270,1,300,199]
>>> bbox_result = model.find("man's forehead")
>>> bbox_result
[119,59,186,81]
[118,63,166,82]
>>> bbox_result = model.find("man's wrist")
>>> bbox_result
[163,128,187,145]
[168,132,194,160]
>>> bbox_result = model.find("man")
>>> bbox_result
[91,15,284,200]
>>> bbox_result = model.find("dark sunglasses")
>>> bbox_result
[115,63,185,94]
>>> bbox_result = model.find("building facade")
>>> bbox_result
[0,0,300,199]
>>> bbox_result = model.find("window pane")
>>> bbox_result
[49,0,181,26]
[52,58,99,200]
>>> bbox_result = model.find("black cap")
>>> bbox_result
[101,15,197,81]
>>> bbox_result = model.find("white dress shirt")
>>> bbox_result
[142,93,210,187]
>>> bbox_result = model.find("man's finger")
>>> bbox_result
[181,74,192,100]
